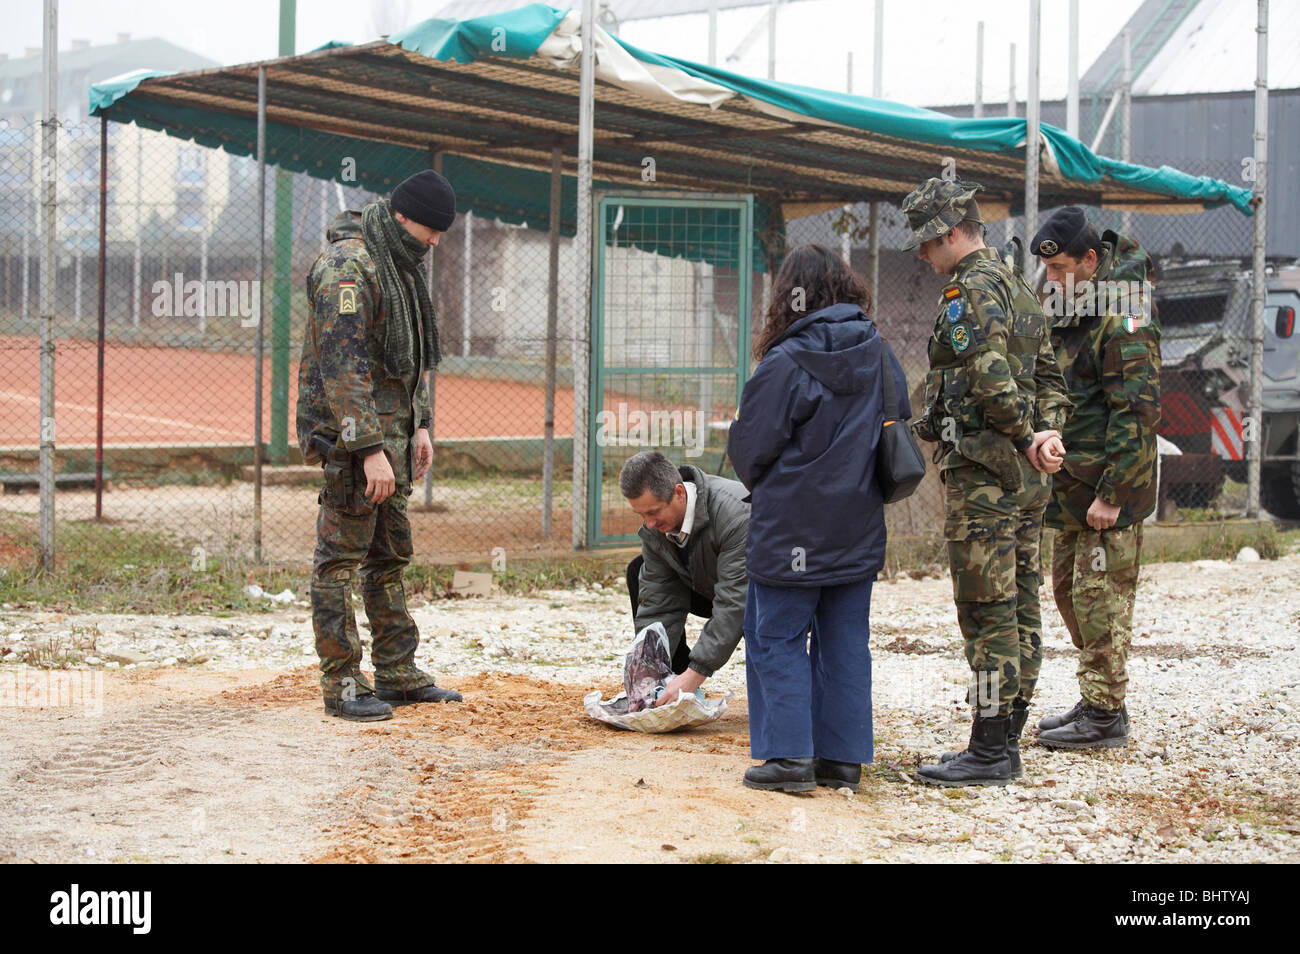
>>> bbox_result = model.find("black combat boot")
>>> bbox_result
[375,683,463,705]
[813,758,862,792]
[1038,703,1129,749]
[917,713,1015,787]
[743,758,816,793]
[938,700,1028,777]
[324,692,393,722]
[1038,698,1086,732]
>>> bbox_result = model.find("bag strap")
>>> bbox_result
[878,336,900,423]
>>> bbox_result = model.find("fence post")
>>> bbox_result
[543,146,561,538]
[96,115,107,521]
[38,0,57,571]
[254,66,267,563]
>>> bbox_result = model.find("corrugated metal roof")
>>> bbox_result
[1136,0,1300,95]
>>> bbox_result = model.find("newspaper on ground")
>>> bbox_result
[585,622,731,732]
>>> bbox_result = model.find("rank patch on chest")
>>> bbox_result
[942,285,962,300]
[950,323,972,352]
[946,299,964,322]
[338,281,357,315]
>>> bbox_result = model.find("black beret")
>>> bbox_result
[391,170,457,232]
[1031,206,1088,258]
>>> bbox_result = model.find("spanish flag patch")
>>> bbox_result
[942,285,961,300]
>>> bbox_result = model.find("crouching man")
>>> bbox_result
[620,452,749,705]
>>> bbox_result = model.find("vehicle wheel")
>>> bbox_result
[1260,463,1300,519]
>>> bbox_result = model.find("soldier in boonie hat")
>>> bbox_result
[900,177,984,250]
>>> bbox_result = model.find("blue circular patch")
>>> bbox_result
[946,299,964,322]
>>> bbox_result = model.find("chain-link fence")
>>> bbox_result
[0,117,583,569]
[0,113,1272,576]
[786,154,1273,530]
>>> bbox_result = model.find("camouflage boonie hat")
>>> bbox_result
[900,177,983,250]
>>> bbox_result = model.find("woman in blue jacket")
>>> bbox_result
[727,243,909,793]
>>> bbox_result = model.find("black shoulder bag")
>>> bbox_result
[875,338,926,503]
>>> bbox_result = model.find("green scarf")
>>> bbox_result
[361,199,441,377]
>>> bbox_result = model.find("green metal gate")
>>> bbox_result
[588,193,753,546]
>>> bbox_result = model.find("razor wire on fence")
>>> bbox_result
[0,118,1277,575]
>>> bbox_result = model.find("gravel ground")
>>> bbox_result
[2,551,1296,863]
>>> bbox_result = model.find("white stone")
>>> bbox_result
[1235,547,1261,563]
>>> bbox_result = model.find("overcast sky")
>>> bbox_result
[8,0,1143,108]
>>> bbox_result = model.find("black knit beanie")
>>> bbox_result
[391,170,457,231]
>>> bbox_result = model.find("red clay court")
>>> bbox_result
[0,335,575,446]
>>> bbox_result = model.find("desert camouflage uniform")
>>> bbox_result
[915,245,1070,712]
[1046,230,1160,710]
[297,210,434,702]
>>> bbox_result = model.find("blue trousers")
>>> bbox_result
[743,579,874,764]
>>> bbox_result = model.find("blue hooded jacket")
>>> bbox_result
[726,303,910,587]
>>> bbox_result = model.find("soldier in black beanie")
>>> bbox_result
[297,168,461,721]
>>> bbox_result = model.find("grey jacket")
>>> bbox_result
[633,465,749,677]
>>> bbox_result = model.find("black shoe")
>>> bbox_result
[1038,698,1086,733]
[1038,704,1129,749]
[917,714,1014,787]
[375,682,463,705]
[938,701,1028,778]
[743,758,816,793]
[814,758,862,792]
[323,692,393,722]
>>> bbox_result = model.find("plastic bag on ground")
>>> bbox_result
[624,621,674,712]
[585,622,732,733]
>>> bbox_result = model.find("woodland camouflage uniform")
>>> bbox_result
[297,209,434,703]
[1045,229,1160,711]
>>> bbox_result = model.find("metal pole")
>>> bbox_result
[572,0,596,549]
[867,0,882,309]
[1067,0,1080,137]
[254,67,267,563]
[461,211,473,356]
[1247,0,1268,519]
[423,149,441,507]
[132,125,141,328]
[842,51,852,266]
[96,115,107,521]
[1120,27,1133,236]
[708,0,718,67]
[543,146,561,538]
[269,0,296,464]
[1006,42,1016,248]
[767,4,776,80]
[1089,89,1123,152]
[38,0,57,571]
[974,21,984,119]
[1023,4,1040,276]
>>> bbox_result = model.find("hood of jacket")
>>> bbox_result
[326,209,364,244]
[769,303,880,395]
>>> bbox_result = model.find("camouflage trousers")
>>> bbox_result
[941,460,1050,714]
[310,448,433,701]
[1051,523,1143,710]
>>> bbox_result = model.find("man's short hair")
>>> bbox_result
[954,218,984,241]
[619,451,681,502]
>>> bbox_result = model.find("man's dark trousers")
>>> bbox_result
[626,555,711,675]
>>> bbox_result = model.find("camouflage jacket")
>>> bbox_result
[1046,231,1161,529]
[296,211,431,468]
[914,246,1071,491]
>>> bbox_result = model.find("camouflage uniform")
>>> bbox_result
[1046,230,1160,710]
[297,210,434,703]
[910,185,1070,715]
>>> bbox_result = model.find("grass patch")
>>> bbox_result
[690,852,738,864]
[0,513,620,613]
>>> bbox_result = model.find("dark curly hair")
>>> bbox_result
[752,244,872,361]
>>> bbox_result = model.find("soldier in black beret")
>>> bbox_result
[1030,206,1161,750]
